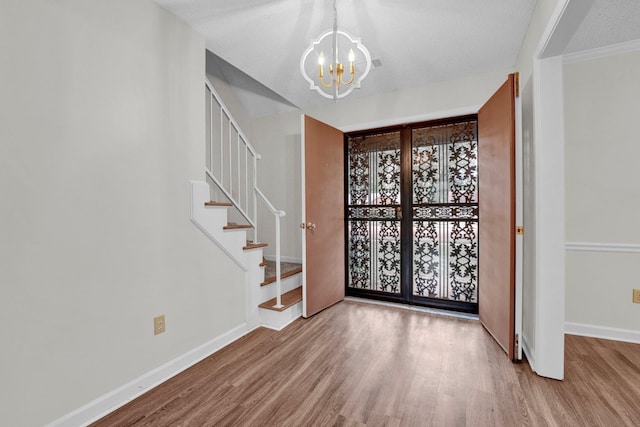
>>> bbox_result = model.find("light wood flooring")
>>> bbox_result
[92,301,640,426]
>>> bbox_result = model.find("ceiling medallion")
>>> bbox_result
[300,0,372,100]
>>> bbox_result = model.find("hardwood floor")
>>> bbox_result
[92,301,640,426]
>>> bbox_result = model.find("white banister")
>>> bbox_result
[244,146,249,214]
[205,79,286,309]
[209,95,214,172]
[236,132,241,202]
[219,107,224,180]
[253,154,259,243]
[256,188,286,308]
[228,118,232,194]
[274,213,283,308]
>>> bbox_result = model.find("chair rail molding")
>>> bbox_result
[565,242,640,254]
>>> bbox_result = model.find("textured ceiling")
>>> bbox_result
[565,0,640,53]
[154,0,537,116]
[154,0,640,117]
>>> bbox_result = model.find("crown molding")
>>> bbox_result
[563,39,640,64]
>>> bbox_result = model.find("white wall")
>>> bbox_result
[307,69,513,131]
[517,0,562,83]
[564,50,640,336]
[205,70,254,142]
[251,69,513,260]
[252,110,303,260]
[0,1,246,425]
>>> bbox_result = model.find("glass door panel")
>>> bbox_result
[345,118,478,313]
[411,120,478,311]
[346,132,401,296]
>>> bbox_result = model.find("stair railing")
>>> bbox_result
[205,79,285,308]
[256,188,286,308]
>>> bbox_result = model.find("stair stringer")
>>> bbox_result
[190,180,264,330]
[243,249,264,330]
[190,180,250,271]
[190,180,301,332]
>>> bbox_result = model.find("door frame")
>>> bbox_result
[343,115,481,314]
[514,77,524,361]
[520,0,585,380]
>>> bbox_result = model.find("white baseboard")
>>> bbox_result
[47,323,254,427]
[264,255,302,264]
[260,311,303,332]
[521,335,536,372]
[565,322,640,344]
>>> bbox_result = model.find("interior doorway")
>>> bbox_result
[345,116,479,313]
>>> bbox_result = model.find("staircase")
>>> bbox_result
[194,79,303,330]
[191,181,302,331]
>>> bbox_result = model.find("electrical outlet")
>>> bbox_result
[154,315,166,335]
[633,289,640,304]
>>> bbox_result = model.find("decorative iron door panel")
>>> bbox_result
[346,132,402,296]
[346,117,479,313]
[411,121,478,311]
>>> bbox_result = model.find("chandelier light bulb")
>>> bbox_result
[318,52,325,65]
[348,48,355,63]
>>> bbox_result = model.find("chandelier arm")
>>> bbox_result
[319,70,334,88]
[340,66,355,85]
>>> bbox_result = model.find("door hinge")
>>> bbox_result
[516,225,524,235]
[514,333,519,353]
[514,72,520,98]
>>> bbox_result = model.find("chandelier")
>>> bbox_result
[300,0,372,100]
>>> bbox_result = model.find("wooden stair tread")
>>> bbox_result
[223,224,253,230]
[261,267,303,286]
[261,260,302,286]
[204,201,232,207]
[258,287,302,312]
[259,257,268,267]
[243,242,268,251]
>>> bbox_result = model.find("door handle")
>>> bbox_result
[300,222,316,230]
[395,206,402,220]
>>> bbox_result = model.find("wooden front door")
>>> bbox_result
[478,74,517,359]
[301,115,345,317]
